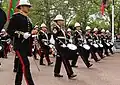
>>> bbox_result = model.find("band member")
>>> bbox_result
[93,28,104,59]
[7,0,35,85]
[73,23,92,68]
[66,28,79,68]
[0,8,7,31]
[0,8,7,63]
[53,14,77,79]
[32,25,39,60]
[105,30,114,54]
[85,26,100,62]
[38,23,53,65]
[100,29,110,56]
[0,29,11,58]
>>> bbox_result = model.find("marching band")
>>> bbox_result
[0,0,115,84]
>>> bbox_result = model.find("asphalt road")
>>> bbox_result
[0,52,120,85]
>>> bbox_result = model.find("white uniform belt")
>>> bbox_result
[42,39,48,42]
[57,36,66,39]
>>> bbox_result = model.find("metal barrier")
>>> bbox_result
[114,40,120,49]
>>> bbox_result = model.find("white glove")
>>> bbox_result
[69,39,72,43]
[23,32,31,39]
[32,35,38,38]
[61,44,66,48]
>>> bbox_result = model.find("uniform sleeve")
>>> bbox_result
[7,15,23,38]
[38,33,42,41]
[7,16,16,37]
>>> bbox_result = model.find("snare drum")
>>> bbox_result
[67,44,78,60]
[93,44,99,48]
[109,42,114,46]
[106,43,110,46]
[98,44,103,48]
[67,44,77,50]
[83,44,90,50]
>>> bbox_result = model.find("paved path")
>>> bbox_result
[0,53,120,85]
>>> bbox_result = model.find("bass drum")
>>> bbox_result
[83,44,90,50]
[93,44,99,48]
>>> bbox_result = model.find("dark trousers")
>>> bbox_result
[109,45,114,54]
[33,48,37,59]
[0,51,4,58]
[13,55,19,71]
[90,46,99,62]
[15,50,34,85]
[54,55,73,76]
[39,45,51,64]
[71,54,78,66]
[78,46,91,67]
[103,44,109,56]
[40,46,51,64]
[54,43,74,77]
[97,47,104,59]
[40,51,51,64]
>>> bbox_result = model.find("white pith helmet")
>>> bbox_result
[74,22,80,27]
[106,30,110,33]
[54,14,64,21]
[67,28,71,32]
[16,0,32,9]
[101,29,105,32]
[34,25,39,28]
[41,23,47,28]
[1,29,5,32]
[93,28,98,31]
[86,26,91,30]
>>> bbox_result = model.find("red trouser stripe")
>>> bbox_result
[16,50,29,85]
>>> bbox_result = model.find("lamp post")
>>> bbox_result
[112,0,114,43]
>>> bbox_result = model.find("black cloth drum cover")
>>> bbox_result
[55,43,78,60]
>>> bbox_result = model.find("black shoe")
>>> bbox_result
[48,62,53,66]
[0,63,1,65]
[87,64,93,68]
[95,59,101,62]
[54,74,63,77]
[13,69,17,72]
[68,74,77,79]
[40,63,46,65]
[71,65,78,68]
[101,56,105,59]
[111,53,114,54]
[106,54,110,56]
